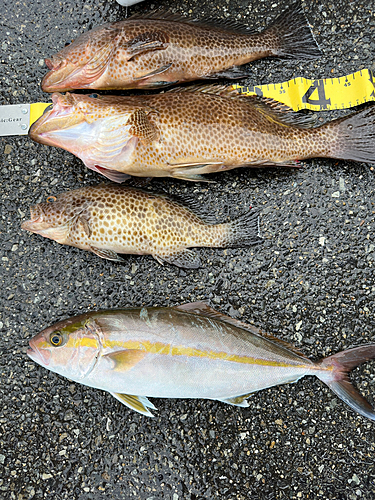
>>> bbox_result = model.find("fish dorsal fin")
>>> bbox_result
[110,392,156,417]
[174,302,307,357]
[168,86,317,129]
[127,10,258,35]
[249,96,318,129]
[166,84,237,96]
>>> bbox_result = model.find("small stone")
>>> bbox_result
[4,145,12,155]
[352,474,360,485]
[42,473,53,480]
[332,191,340,198]
[0,455,5,464]
[64,409,74,421]
[296,320,302,331]
[131,263,138,274]
[319,237,325,246]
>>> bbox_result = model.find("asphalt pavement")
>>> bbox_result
[0,0,374,499]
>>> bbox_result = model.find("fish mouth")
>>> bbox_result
[41,58,82,93]
[28,93,83,145]
[21,205,47,233]
[27,339,50,366]
[41,58,102,92]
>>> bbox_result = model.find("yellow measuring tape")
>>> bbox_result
[29,103,50,126]
[232,68,375,111]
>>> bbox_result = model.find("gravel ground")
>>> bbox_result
[0,0,374,499]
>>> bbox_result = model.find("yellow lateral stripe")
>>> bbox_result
[100,338,301,368]
[232,69,375,112]
[29,103,50,128]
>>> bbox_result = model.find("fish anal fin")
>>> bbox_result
[104,349,147,371]
[126,30,169,60]
[110,392,156,417]
[168,160,223,181]
[154,249,201,269]
[205,66,253,80]
[128,109,159,145]
[174,302,307,357]
[90,246,124,262]
[217,392,254,407]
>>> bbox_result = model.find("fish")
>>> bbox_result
[116,0,145,6]
[41,1,321,92]
[21,184,261,269]
[29,88,375,183]
[27,302,375,420]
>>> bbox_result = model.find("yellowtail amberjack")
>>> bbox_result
[28,303,375,420]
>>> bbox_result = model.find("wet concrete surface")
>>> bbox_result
[0,0,374,498]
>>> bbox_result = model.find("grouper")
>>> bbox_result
[21,184,261,269]
[29,87,375,182]
[41,2,321,92]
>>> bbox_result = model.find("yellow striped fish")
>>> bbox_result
[28,303,375,420]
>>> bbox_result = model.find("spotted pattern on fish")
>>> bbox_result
[41,3,321,91]
[22,185,261,268]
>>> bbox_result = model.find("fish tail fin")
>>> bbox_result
[317,345,375,421]
[323,105,375,164]
[264,1,321,60]
[226,208,262,247]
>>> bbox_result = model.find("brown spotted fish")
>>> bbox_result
[29,88,375,182]
[41,2,321,92]
[21,184,261,268]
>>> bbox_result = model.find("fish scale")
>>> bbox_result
[41,2,321,92]
[27,303,375,420]
[29,89,375,183]
[22,184,261,268]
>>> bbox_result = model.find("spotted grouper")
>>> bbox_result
[41,2,321,92]
[21,184,261,268]
[27,302,375,420]
[29,87,375,182]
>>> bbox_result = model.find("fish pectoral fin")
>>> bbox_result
[110,393,156,417]
[77,215,91,237]
[127,109,160,145]
[90,246,124,262]
[153,249,201,269]
[126,30,169,60]
[217,392,254,407]
[104,349,147,371]
[134,63,173,81]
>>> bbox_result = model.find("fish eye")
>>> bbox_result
[89,93,100,99]
[46,196,57,203]
[50,331,63,346]
[43,104,53,115]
